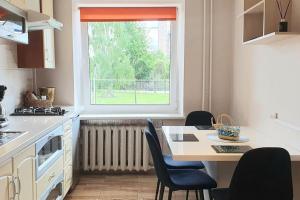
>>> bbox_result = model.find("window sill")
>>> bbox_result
[80,113,185,120]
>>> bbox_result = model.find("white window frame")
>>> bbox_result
[78,0,185,115]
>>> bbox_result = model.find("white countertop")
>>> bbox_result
[0,107,78,163]
[162,126,300,161]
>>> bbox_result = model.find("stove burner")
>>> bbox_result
[12,107,66,116]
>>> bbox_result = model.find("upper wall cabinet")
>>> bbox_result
[6,0,39,11]
[240,0,299,45]
[6,0,27,10]
[26,0,40,11]
[17,0,56,68]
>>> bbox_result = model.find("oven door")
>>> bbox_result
[41,173,64,200]
[36,126,63,179]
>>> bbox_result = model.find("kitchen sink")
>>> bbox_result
[0,131,26,146]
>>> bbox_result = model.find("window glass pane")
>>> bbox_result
[88,21,171,105]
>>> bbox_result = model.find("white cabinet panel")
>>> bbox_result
[13,145,35,200]
[17,0,56,69]
[10,0,27,9]
[43,29,55,68]
[26,0,40,12]
[0,176,14,200]
[0,159,14,200]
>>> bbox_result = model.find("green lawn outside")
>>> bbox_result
[92,90,170,104]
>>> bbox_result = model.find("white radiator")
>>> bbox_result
[81,120,152,172]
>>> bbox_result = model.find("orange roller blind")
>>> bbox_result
[80,7,177,22]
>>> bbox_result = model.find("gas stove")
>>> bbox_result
[11,107,67,116]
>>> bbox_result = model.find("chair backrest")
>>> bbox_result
[146,119,161,150]
[185,111,215,126]
[145,129,172,187]
[229,147,293,200]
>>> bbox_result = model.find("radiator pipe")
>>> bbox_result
[202,0,207,110]
[209,0,213,112]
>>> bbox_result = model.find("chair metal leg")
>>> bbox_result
[159,184,165,200]
[168,189,173,200]
[195,190,199,200]
[208,189,213,200]
[199,190,204,200]
[155,180,160,200]
[186,190,189,200]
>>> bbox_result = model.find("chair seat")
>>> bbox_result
[211,188,230,200]
[169,169,217,190]
[164,155,205,169]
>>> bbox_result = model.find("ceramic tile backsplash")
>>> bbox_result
[0,39,33,113]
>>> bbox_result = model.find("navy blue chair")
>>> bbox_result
[147,119,205,199]
[185,111,215,126]
[145,129,217,200]
[212,148,293,200]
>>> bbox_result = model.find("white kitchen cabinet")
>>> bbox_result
[7,0,40,11]
[17,0,56,69]
[0,176,14,200]
[41,0,53,17]
[26,0,40,12]
[43,29,55,68]
[0,159,14,200]
[41,0,55,68]
[9,0,27,10]
[36,156,63,200]
[13,144,36,200]
[63,119,73,197]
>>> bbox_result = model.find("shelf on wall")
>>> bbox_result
[243,32,300,45]
[240,0,295,44]
[238,0,264,18]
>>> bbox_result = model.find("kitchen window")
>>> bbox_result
[80,3,185,115]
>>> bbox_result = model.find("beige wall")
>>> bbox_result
[231,0,300,198]
[0,39,32,113]
[211,0,233,116]
[231,0,300,145]
[183,0,204,114]
[36,0,74,106]
[165,0,233,125]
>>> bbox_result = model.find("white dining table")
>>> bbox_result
[162,126,300,162]
[161,126,300,199]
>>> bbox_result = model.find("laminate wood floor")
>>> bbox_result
[65,174,200,200]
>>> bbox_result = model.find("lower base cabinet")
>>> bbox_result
[0,159,14,200]
[64,164,72,196]
[36,156,63,200]
[0,119,75,200]
[13,144,36,200]
[63,119,73,197]
[0,144,36,200]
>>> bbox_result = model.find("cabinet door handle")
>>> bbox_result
[14,177,21,195]
[9,177,16,200]
[48,172,56,183]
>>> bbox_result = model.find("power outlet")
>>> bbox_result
[270,113,279,119]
